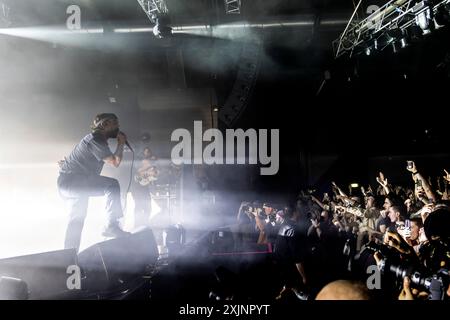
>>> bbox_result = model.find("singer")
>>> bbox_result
[57,113,130,252]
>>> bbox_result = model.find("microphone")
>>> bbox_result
[125,141,133,152]
[119,131,133,152]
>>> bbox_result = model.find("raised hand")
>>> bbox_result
[376,172,388,187]
[398,277,429,300]
[406,160,417,173]
[117,131,127,146]
[384,231,414,255]
[310,218,320,228]
[332,181,347,197]
[398,277,415,300]
[444,169,450,183]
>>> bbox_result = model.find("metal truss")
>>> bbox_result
[224,0,241,14]
[137,0,169,23]
[333,0,450,58]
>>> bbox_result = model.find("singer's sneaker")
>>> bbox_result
[102,223,130,238]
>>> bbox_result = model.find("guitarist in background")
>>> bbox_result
[130,145,158,228]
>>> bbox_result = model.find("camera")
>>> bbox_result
[363,240,401,260]
[377,258,449,300]
[363,241,449,300]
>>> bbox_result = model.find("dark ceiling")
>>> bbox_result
[2,0,450,157]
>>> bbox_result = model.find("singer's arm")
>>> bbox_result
[103,132,126,168]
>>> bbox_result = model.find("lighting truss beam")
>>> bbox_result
[333,0,450,58]
[137,0,168,23]
[224,0,241,14]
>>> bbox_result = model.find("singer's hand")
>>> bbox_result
[117,132,127,146]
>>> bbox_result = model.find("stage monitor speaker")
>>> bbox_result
[0,249,78,299]
[0,276,29,300]
[77,229,158,293]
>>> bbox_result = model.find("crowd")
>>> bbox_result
[225,161,450,300]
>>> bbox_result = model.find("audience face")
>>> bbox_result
[366,196,375,208]
[405,199,412,212]
[321,210,329,222]
[351,197,360,204]
[388,206,399,223]
[263,205,274,215]
[143,147,152,158]
[410,221,420,241]
[384,198,393,210]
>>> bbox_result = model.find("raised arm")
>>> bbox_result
[407,161,437,203]
[376,172,391,195]
[311,195,325,210]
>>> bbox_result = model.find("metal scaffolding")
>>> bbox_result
[333,0,450,58]
[137,0,169,23]
[224,0,241,14]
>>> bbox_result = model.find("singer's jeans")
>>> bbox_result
[57,173,123,252]
[130,181,151,229]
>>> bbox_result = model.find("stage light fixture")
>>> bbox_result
[415,5,433,34]
[152,16,172,39]
[434,6,450,28]
[400,36,409,48]
[392,41,401,53]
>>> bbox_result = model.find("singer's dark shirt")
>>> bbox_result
[60,132,113,175]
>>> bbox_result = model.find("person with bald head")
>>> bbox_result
[315,280,371,300]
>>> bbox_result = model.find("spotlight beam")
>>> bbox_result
[0,14,349,46]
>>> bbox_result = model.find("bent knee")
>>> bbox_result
[105,178,120,192]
